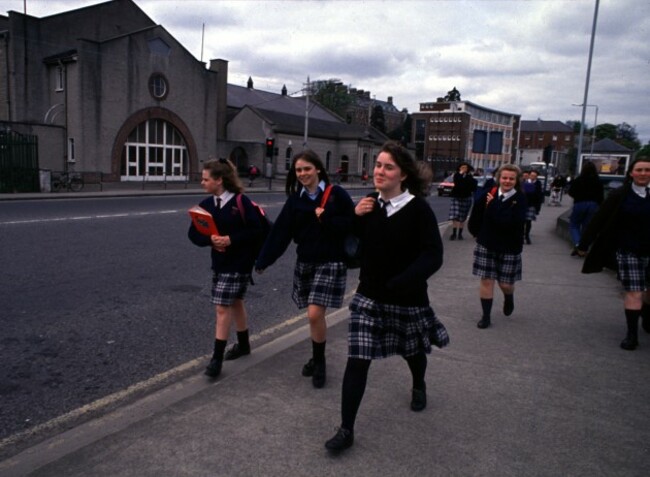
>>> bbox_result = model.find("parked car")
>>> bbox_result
[437,175,454,196]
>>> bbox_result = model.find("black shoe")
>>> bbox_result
[224,343,250,361]
[525,236,532,244]
[204,357,223,378]
[312,360,326,388]
[570,248,579,256]
[477,317,491,329]
[411,386,427,412]
[450,235,457,241]
[325,427,354,452]
[503,300,514,317]
[620,336,638,351]
[457,235,464,240]
[302,358,315,377]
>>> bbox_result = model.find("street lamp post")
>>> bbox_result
[572,103,599,161]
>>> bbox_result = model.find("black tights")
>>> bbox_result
[340,352,427,431]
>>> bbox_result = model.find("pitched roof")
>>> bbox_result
[521,120,573,133]
[227,84,340,122]
[589,137,632,153]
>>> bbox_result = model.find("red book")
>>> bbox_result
[188,206,219,236]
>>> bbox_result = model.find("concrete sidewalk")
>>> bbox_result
[1,203,649,476]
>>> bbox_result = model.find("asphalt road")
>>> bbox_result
[0,190,450,444]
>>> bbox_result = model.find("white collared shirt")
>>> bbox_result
[378,189,415,217]
[300,180,327,200]
[631,183,649,198]
[498,188,516,201]
[214,190,235,208]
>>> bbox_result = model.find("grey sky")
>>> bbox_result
[8,0,650,144]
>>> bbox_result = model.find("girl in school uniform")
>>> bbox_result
[188,158,262,378]
[255,150,355,388]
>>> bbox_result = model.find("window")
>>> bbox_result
[56,67,64,92]
[121,119,187,180]
[67,138,75,162]
[149,73,169,100]
[552,135,558,141]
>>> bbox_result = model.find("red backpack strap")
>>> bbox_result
[319,184,333,208]
[236,193,246,223]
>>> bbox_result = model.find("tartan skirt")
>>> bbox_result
[616,250,650,292]
[525,206,538,221]
[472,243,522,284]
[211,272,251,305]
[347,293,449,360]
[448,197,473,222]
[292,261,347,309]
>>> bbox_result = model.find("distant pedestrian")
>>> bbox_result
[248,164,259,187]
[325,141,446,453]
[522,170,544,244]
[188,158,262,378]
[468,164,527,329]
[577,156,650,350]
[568,161,604,255]
[449,162,477,241]
[255,150,355,388]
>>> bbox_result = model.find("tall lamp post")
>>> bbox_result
[572,103,599,158]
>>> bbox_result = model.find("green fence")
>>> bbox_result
[0,130,40,193]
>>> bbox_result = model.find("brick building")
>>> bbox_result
[412,97,520,179]
[519,120,575,173]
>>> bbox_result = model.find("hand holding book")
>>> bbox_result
[188,205,226,252]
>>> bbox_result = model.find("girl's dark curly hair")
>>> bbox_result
[378,141,432,198]
[285,149,331,195]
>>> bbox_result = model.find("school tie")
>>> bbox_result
[646,187,649,198]
[498,194,504,202]
[216,197,222,209]
[379,198,389,217]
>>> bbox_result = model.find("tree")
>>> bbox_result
[387,112,412,145]
[370,105,386,133]
[311,79,352,119]
[636,142,650,158]
[616,122,641,150]
[444,87,461,101]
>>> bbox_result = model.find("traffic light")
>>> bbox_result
[265,138,275,158]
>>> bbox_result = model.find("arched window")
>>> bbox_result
[121,119,188,180]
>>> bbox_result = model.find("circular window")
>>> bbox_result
[149,73,169,100]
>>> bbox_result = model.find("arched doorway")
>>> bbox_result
[120,118,188,180]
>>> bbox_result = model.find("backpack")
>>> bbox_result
[320,185,360,269]
[236,194,272,258]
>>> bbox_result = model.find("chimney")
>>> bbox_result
[247,76,253,89]
[387,96,393,104]
[281,85,287,96]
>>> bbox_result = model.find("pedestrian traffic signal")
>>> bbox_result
[265,138,275,158]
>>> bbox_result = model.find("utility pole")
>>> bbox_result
[575,0,600,172]
[303,76,310,148]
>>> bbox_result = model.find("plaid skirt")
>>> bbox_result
[347,293,449,360]
[616,250,650,292]
[472,243,522,284]
[211,272,251,305]
[449,197,473,222]
[525,206,538,221]
[292,261,347,309]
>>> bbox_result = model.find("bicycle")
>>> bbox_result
[51,171,84,192]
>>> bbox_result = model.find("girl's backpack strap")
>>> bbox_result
[320,184,334,208]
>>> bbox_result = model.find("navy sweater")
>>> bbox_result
[256,185,355,269]
[476,190,527,254]
[188,194,262,273]
[355,196,443,306]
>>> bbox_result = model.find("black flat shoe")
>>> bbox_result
[620,337,638,351]
[325,427,354,452]
[312,360,326,389]
[204,357,223,378]
[411,386,427,412]
[224,343,250,361]
[503,301,514,317]
[302,358,315,377]
[477,317,491,329]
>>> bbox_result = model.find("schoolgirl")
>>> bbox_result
[449,162,477,240]
[255,150,355,388]
[188,158,262,378]
[468,163,527,329]
[325,142,445,452]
